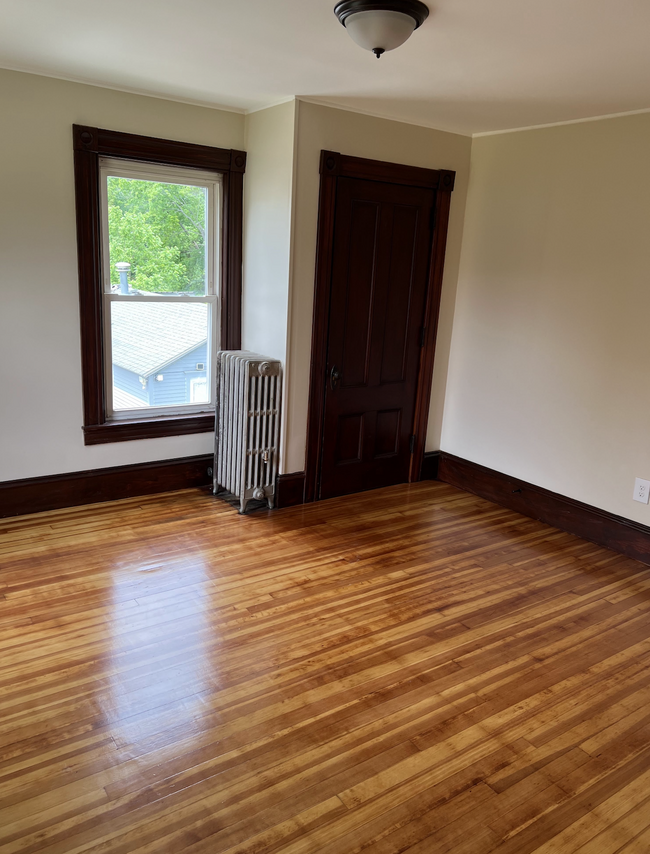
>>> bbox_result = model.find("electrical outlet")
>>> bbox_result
[633,477,650,504]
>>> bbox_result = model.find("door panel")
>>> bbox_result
[374,409,401,459]
[380,205,420,384]
[335,413,364,464]
[341,200,379,388]
[319,177,434,500]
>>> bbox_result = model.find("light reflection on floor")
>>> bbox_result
[103,553,217,753]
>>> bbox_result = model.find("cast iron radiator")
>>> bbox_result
[213,351,282,514]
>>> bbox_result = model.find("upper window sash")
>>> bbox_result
[98,158,222,299]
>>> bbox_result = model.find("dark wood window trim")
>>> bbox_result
[304,150,455,502]
[73,125,246,445]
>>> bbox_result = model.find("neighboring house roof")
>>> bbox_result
[113,387,148,411]
[111,302,208,377]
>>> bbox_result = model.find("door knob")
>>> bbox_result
[330,365,341,390]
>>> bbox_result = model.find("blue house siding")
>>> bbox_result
[150,344,208,407]
[113,365,148,402]
[113,343,208,409]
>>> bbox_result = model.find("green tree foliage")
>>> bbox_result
[107,177,207,294]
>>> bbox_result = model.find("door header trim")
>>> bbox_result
[319,150,455,192]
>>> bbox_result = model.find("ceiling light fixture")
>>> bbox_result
[334,0,429,58]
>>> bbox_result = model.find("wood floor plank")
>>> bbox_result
[2,481,650,852]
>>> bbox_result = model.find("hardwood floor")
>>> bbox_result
[1,481,650,853]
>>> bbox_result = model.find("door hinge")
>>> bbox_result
[420,326,427,348]
[409,435,416,454]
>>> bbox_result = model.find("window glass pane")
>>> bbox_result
[107,176,208,296]
[111,302,210,411]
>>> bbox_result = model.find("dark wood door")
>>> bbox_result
[319,177,435,500]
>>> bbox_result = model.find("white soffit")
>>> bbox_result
[1,0,650,136]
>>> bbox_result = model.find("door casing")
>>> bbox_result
[304,150,456,504]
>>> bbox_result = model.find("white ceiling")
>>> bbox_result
[1,0,650,136]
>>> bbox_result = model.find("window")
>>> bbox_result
[101,159,218,419]
[73,125,246,444]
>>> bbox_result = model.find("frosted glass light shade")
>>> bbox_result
[344,9,417,53]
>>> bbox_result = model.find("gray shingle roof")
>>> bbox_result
[113,387,147,410]
[111,302,208,377]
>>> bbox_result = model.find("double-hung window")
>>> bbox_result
[73,126,246,445]
[100,159,219,420]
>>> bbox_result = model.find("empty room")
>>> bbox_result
[2,1,650,851]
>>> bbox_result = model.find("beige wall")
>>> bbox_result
[242,101,296,364]
[443,113,650,523]
[284,100,472,473]
[242,101,297,470]
[13,65,644,524]
[0,68,244,482]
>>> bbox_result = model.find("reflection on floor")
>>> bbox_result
[1,481,650,853]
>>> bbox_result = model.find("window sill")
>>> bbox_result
[83,413,215,445]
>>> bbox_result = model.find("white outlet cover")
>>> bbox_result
[633,477,650,504]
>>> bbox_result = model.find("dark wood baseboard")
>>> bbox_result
[9,449,646,569]
[276,472,306,509]
[0,455,213,519]
[420,451,440,481]
[438,452,650,566]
